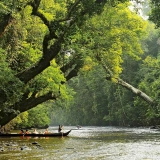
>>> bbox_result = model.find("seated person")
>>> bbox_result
[44,128,49,134]
[33,129,38,134]
[77,125,82,129]
[19,129,24,134]
[25,129,30,134]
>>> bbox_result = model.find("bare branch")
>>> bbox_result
[96,55,155,105]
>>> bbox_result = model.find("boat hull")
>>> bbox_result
[0,130,71,137]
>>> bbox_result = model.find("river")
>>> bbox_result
[0,126,160,160]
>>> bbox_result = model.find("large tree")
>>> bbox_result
[0,0,132,126]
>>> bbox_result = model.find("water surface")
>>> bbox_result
[0,126,160,160]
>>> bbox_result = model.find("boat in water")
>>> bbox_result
[0,130,71,137]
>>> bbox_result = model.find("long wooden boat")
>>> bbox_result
[0,130,71,137]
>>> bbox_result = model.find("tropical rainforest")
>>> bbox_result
[0,0,160,130]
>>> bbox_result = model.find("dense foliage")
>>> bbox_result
[0,0,113,126]
[50,22,160,127]
[50,4,160,127]
[0,0,160,128]
[149,0,160,28]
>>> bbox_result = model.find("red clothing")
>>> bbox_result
[44,129,49,134]
[25,131,30,134]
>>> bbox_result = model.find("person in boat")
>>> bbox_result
[25,129,30,134]
[77,125,82,129]
[33,129,38,134]
[44,128,49,134]
[58,125,63,133]
[19,129,24,134]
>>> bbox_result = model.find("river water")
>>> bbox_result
[0,126,160,160]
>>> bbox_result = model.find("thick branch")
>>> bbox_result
[30,0,50,26]
[0,92,58,125]
[65,64,82,81]
[17,35,63,83]
[17,0,83,84]
[29,0,58,53]
[16,92,58,112]
[17,0,91,84]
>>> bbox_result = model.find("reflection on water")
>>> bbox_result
[0,126,160,160]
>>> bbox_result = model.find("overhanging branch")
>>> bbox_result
[0,92,59,125]
[97,55,155,105]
